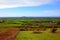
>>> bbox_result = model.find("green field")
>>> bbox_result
[0,17,60,28]
[15,28,60,40]
[0,17,60,40]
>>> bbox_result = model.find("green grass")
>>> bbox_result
[0,17,60,28]
[0,23,21,27]
[15,28,60,40]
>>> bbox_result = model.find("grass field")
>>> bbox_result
[0,17,60,28]
[0,17,60,40]
[15,28,60,40]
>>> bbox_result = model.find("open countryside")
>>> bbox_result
[0,17,60,40]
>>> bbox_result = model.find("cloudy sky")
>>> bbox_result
[0,0,60,17]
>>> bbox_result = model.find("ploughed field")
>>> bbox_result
[0,28,20,40]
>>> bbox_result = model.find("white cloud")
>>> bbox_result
[43,10,60,13]
[41,10,60,17]
[0,0,59,9]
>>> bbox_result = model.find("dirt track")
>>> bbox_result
[0,28,20,40]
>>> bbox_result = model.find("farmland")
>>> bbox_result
[0,17,60,40]
[0,17,60,28]
[15,29,60,40]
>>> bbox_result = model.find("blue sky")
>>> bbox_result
[0,0,60,17]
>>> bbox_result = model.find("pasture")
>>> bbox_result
[0,17,60,40]
[0,17,60,28]
[15,28,60,40]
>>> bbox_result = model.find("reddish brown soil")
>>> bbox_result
[0,28,20,40]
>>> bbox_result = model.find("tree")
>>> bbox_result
[51,21,57,33]
[51,28,57,33]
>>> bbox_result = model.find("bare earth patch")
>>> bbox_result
[0,28,20,40]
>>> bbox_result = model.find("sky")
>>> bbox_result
[0,0,60,17]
